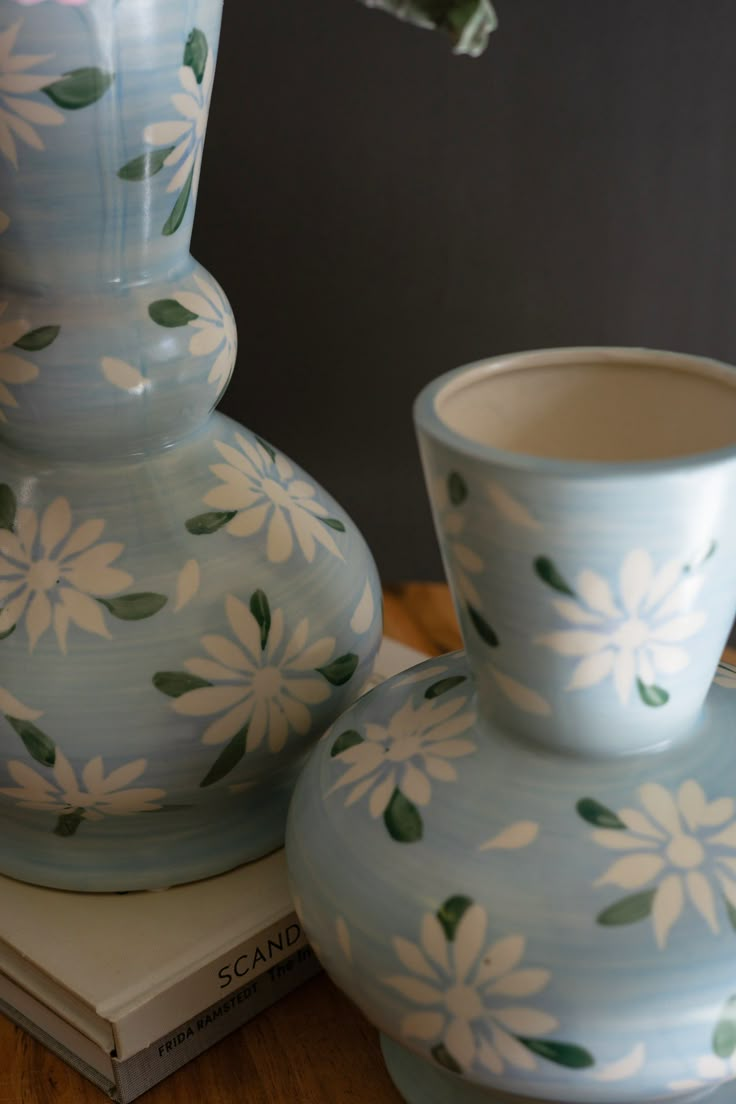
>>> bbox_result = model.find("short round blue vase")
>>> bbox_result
[286,348,736,1104]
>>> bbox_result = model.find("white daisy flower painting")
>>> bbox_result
[186,433,347,565]
[328,681,476,843]
[383,896,594,1077]
[154,589,359,787]
[0,749,165,836]
[578,781,736,949]
[148,273,236,395]
[0,486,167,652]
[119,28,213,236]
[535,547,710,708]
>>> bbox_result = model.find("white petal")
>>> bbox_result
[453,543,483,573]
[350,581,375,634]
[392,937,440,981]
[401,1011,444,1040]
[423,757,457,782]
[445,1017,475,1069]
[3,95,63,126]
[639,783,683,836]
[25,589,51,650]
[619,549,653,615]
[577,569,621,618]
[477,1040,504,1074]
[591,829,657,852]
[593,1043,647,1082]
[648,644,690,675]
[492,1007,558,1035]
[174,558,200,612]
[0,688,41,719]
[202,700,252,747]
[58,588,111,640]
[486,968,549,997]
[479,821,539,852]
[686,870,719,933]
[485,481,540,529]
[266,508,293,563]
[225,594,261,659]
[643,560,682,612]
[40,497,71,556]
[618,809,666,839]
[595,853,665,889]
[401,764,431,806]
[189,324,222,357]
[420,913,450,973]
[613,649,636,704]
[567,649,616,690]
[368,773,395,818]
[101,356,145,391]
[551,597,603,626]
[707,824,736,848]
[173,684,249,716]
[142,119,189,145]
[490,667,551,714]
[677,780,708,831]
[452,903,486,983]
[652,874,684,949]
[489,1026,537,1070]
[383,975,443,1005]
[650,614,706,643]
[59,519,105,559]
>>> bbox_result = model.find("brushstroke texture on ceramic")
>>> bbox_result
[287,349,736,1104]
[0,0,381,890]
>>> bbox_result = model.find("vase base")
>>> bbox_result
[379,1034,727,1104]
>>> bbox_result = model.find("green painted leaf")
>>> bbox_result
[466,603,499,647]
[597,889,657,927]
[331,729,364,757]
[162,167,193,236]
[0,624,16,641]
[184,28,208,83]
[118,145,176,181]
[14,325,60,351]
[5,716,56,766]
[318,653,359,686]
[725,894,736,932]
[43,68,113,109]
[54,808,85,837]
[200,726,248,787]
[430,1043,462,1074]
[148,299,198,327]
[98,593,168,621]
[637,680,669,708]
[255,436,276,462]
[713,995,736,1059]
[516,1038,595,1070]
[534,556,575,596]
[447,471,468,506]
[185,510,236,535]
[576,797,626,830]
[250,589,271,650]
[361,0,497,57]
[384,788,423,843]
[0,484,16,531]
[437,895,473,941]
[322,518,346,532]
[424,676,467,699]
[153,671,212,698]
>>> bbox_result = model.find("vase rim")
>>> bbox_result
[414,345,736,477]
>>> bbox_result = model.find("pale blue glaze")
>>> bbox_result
[0,0,381,890]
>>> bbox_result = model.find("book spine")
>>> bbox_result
[113,946,320,1103]
[114,910,306,1056]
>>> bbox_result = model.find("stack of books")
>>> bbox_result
[0,637,426,1102]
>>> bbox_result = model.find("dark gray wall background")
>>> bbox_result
[192,0,736,583]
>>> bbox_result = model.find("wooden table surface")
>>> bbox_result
[0,583,460,1104]
[2,582,733,1104]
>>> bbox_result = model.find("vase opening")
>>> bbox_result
[433,348,736,464]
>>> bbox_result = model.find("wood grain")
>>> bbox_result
[1,584,733,1103]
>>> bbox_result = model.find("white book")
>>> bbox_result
[0,636,428,1102]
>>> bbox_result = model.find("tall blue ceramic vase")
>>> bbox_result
[0,0,381,891]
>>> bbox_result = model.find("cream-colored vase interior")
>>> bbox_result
[435,350,736,462]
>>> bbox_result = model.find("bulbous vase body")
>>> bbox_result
[0,0,381,890]
[287,349,736,1104]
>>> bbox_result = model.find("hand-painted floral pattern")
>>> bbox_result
[0,21,63,167]
[120,30,213,236]
[579,781,736,948]
[188,433,346,564]
[0,489,167,652]
[668,994,736,1093]
[329,687,476,842]
[155,590,356,786]
[536,548,708,707]
[383,897,593,1076]
[150,273,236,394]
[433,472,483,606]
[0,750,165,836]
[0,302,39,419]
